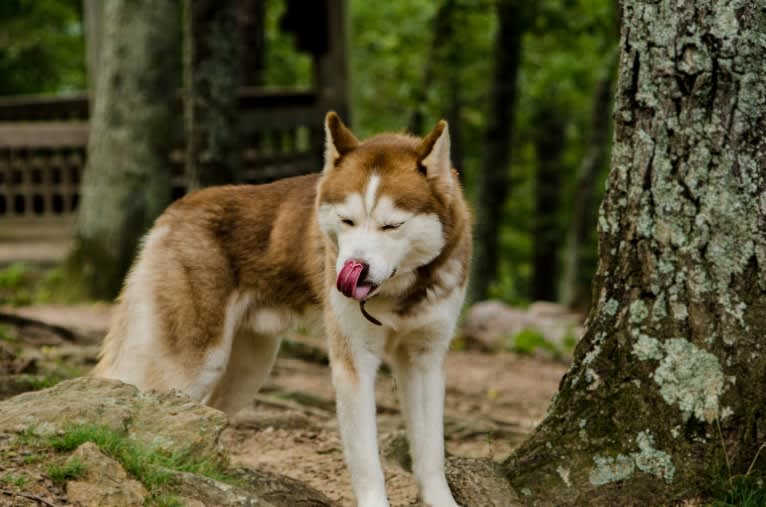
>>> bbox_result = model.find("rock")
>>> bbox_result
[460,300,584,356]
[0,377,227,457]
[65,442,148,507]
[381,431,412,472]
[230,467,337,507]
[168,469,277,507]
[0,377,336,506]
[445,456,523,507]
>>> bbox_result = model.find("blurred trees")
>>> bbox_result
[469,0,529,304]
[351,0,618,308]
[0,0,85,94]
[2,0,620,307]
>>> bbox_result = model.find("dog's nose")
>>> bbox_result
[351,259,370,280]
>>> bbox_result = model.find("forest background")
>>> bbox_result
[0,0,618,311]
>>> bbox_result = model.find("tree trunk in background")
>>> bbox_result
[184,0,241,190]
[82,0,103,99]
[467,0,526,303]
[505,1,766,504]
[559,53,617,310]
[407,0,465,174]
[408,0,459,134]
[67,0,179,299]
[531,106,565,302]
[238,0,265,87]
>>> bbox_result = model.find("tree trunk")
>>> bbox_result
[559,52,617,310]
[505,1,766,504]
[468,0,527,303]
[67,0,179,299]
[407,0,466,176]
[531,106,565,302]
[238,0,266,88]
[183,0,242,190]
[408,0,453,136]
[82,0,103,99]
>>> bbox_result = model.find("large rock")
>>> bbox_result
[66,442,149,507]
[0,377,227,457]
[461,300,584,354]
[0,377,337,506]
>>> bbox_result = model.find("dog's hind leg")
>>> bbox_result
[206,328,281,416]
[206,306,290,415]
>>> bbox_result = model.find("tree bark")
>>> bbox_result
[67,0,179,299]
[505,1,766,504]
[559,52,618,310]
[531,105,566,302]
[183,0,242,190]
[82,0,103,99]
[407,0,466,175]
[238,0,266,88]
[468,0,527,303]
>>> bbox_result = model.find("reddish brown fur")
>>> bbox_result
[95,114,471,408]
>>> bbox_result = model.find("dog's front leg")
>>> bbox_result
[330,332,389,507]
[392,339,460,507]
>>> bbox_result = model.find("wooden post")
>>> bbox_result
[308,0,349,167]
[314,0,350,121]
[183,0,242,190]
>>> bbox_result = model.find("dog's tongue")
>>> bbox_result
[337,260,372,300]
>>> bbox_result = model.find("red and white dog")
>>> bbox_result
[94,113,472,507]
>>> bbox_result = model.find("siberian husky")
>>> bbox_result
[94,112,472,507]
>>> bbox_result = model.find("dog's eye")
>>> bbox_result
[340,218,355,226]
[381,223,403,231]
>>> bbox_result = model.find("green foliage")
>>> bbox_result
[2,0,619,307]
[263,0,312,88]
[47,458,85,485]
[508,328,556,355]
[348,0,617,304]
[0,0,85,94]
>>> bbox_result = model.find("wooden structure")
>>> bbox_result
[0,0,348,263]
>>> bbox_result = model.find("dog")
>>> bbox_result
[93,112,472,507]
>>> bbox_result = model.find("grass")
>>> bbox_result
[45,424,234,491]
[710,475,766,507]
[709,420,766,506]
[1,473,28,488]
[0,263,89,306]
[46,458,85,485]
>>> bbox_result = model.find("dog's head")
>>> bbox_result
[317,112,458,301]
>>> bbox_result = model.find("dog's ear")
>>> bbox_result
[324,111,359,171]
[417,120,452,183]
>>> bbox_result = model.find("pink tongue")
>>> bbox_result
[337,260,367,300]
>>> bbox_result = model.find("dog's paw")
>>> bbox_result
[357,495,390,507]
[421,490,461,507]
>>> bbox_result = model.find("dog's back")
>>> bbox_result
[94,174,324,412]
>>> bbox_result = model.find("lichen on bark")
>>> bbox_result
[504,1,766,505]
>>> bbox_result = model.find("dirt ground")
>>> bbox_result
[0,304,569,506]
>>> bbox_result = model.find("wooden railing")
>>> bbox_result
[0,89,325,221]
[0,89,326,262]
